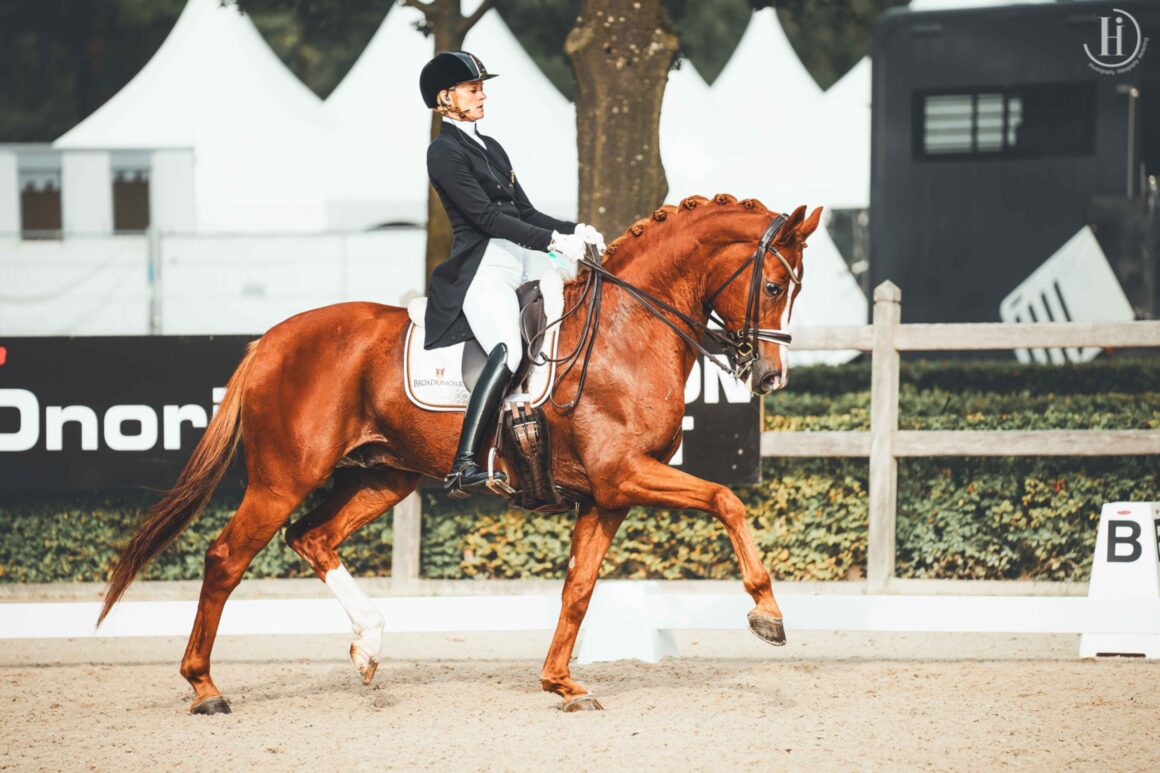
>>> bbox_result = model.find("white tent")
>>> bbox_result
[697,54,870,214]
[699,8,874,213]
[56,0,408,233]
[787,223,868,365]
[713,8,822,118]
[661,60,763,202]
[465,11,577,220]
[326,4,578,222]
[324,3,432,224]
[673,25,868,360]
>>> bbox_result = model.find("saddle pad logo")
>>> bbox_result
[403,323,560,412]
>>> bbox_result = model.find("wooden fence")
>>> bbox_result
[391,281,1160,592]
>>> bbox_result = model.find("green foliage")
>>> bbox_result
[0,0,184,141]
[766,357,1160,431]
[896,457,1160,580]
[420,458,867,580]
[243,1,391,98]
[1,0,899,141]
[0,488,392,584]
[773,0,909,89]
[1,358,1157,585]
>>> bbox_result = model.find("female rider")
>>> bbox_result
[419,51,604,498]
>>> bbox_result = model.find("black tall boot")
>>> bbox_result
[445,343,514,499]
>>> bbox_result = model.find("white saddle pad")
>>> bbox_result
[403,269,564,412]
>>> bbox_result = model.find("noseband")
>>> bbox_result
[534,214,800,408]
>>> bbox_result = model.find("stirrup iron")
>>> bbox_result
[486,447,516,496]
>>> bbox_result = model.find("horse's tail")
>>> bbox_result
[97,340,261,626]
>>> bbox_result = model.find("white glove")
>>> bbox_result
[549,230,586,263]
[574,222,606,253]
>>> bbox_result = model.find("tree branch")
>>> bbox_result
[463,0,496,33]
[398,0,433,17]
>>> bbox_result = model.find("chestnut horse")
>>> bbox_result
[99,194,821,714]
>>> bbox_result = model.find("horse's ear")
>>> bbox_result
[798,207,823,239]
[783,205,807,233]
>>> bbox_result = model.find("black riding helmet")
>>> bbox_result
[419,51,499,109]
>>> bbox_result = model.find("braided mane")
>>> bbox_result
[598,193,775,271]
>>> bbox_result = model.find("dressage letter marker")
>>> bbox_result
[1079,502,1160,659]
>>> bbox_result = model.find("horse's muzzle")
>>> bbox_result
[753,363,787,394]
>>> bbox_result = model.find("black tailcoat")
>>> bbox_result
[423,120,576,351]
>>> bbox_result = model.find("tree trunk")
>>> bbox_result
[566,0,678,238]
[423,21,460,287]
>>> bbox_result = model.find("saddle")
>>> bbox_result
[405,271,572,513]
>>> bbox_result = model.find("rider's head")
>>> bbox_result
[420,51,498,122]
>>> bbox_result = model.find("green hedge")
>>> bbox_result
[1,358,1157,584]
[418,455,1157,583]
[0,489,391,584]
[766,358,1160,431]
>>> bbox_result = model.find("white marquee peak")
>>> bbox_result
[56,0,408,232]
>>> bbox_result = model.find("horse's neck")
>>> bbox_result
[609,238,708,330]
[591,237,714,382]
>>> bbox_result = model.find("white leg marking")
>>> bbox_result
[325,565,384,681]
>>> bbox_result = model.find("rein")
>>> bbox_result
[530,214,798,409]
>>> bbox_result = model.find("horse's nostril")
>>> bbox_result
[762,372,780,392]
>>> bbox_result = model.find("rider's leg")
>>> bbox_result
[448,241,524,495]
[462,239,524,371]
[444,343,513,496]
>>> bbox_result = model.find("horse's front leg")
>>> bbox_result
[540,504,628,712]
[596,455,785,645]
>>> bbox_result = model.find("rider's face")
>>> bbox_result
[442,80,486,120]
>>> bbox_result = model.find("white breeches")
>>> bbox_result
[462,239,552,372]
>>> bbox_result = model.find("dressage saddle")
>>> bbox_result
[460,280,548,395]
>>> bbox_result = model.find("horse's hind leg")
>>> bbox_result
[540,504,628,711]
[285,467,420,685]
[180,485,308,715]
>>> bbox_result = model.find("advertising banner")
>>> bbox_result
[0,337,759,491]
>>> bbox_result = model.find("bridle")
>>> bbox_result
[530,214,801,409]
[703,213,800,379]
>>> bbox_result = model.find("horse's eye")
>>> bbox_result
[764,282,782,298]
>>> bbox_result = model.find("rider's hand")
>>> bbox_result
[549,230,586,263]
[574,223,606,253]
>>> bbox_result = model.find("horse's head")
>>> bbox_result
[704,203,822,394]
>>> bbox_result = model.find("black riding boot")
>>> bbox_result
[445,343,514,499]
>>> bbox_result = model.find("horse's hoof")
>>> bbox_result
[360,658,379,686]
[190,695,232,715]
[350,643,379,686]
[747,612,787,646]
[562,695,604,713]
